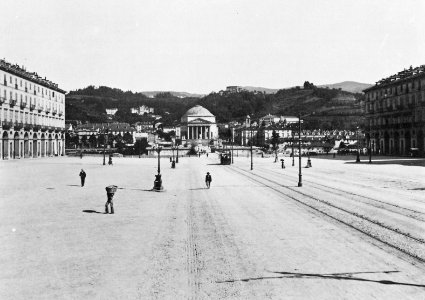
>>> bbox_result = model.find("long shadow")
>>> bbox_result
[345,159,425,167]
[67,184,81,187]
[206,163,222,165]
[117,187,154,192]
[410,187,425,191]
[189,188,208,190]
[217,270,425,288]
[82,210,104,214]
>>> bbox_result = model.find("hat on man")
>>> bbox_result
[207,172,210,174]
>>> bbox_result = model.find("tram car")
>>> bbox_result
[219,150,231,165]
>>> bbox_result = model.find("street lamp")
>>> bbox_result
[292,131,295,166]
[102,129,108,165]
[356,127,361,163]
[176,144,179,163]
[231,132,234,164]
[298,114,302,187]
[246,115,253,170]
[153,146,164,191]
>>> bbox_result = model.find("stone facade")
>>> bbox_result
[363,65,425,155]
[0,59,66,159]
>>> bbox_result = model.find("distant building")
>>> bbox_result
[0,58,66,159]
[179,105,218,144]
[363,65,425,155]
[131,105,154,115]
[106,108,118,115]
[74,122,136,144]
[226,86,243,93]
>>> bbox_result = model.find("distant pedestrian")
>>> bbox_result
[206,153,209,158]
[79,169,86,187]
[205,172,212,188]
[80,151,83,159]
[105,192,114,214]
[333,152,336,158]
[281,159,285,169]
[108,154,113,165]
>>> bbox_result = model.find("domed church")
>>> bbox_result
[179,105,218,143]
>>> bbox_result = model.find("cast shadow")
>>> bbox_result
[345,159,425,167]
[82,210,104,214]
[67,184,81,187]
[217,270,425,288]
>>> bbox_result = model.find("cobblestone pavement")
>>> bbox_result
[0,155,424,299]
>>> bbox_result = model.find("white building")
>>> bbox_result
[106,108,118,115]
[0,59,66,159]
[179,105,218,144]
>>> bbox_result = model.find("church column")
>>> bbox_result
[201,126,204,139]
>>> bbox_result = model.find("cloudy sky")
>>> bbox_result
[1,0,424,94]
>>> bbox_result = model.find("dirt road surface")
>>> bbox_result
[0,154,424,299]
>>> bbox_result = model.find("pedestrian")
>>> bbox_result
[205,172,212,188]
[105,187,116,214]
[80,151,83,159]
[108,154,113,165]
[206,153,209,158]
[281,159,285,169]
[79,169,86,187]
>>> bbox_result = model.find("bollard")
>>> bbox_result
[153,174,164,191]
[171,161,176,168]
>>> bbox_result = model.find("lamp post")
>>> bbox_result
[231,132,234,164]
[102,129,108,165]
[246,116,253,171]
[356,126,361,163]
[176,144,179,163]
[298,114,302,187]
[292,131,295,166]
[153,145,164,191]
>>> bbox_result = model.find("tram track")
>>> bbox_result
[227,165,425,263]
[256,166,425,221]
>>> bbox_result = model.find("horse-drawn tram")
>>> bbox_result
[219,150,231,165]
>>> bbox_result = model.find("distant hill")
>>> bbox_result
[141,91,205,98]
[241,86,280,94]
[66,85,365,129]
[318,81,372,94]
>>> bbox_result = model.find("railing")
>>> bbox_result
[52,109,57,115]
[45,107,51,113]
[9,99,17,107]
[37,106,43,112]
[20,101,27,109]
[1,121,13,130]
[14,122,24,130]
[58,110,63,116]
[30,104,36,110]
[33,125,41,131]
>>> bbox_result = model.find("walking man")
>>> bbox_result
[79,169,86,187]
[105,191,114,214]
[205,172,212,188]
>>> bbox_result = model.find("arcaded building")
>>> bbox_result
[363,65,425,155]
[0,59,66,159]
[179,105,218,144]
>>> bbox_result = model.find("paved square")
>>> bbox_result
[1,155,425,299]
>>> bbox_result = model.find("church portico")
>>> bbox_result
[179,105,218,144]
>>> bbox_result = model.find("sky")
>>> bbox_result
[1,0,425,94]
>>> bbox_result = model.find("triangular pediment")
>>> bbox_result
[187,118,213,124]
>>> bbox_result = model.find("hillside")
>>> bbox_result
[318,81,372,94]
[65,85,365,130]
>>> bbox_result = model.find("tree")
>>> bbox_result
[271,130,280,162]
[89,134,97,148]
[134,138,149,156]
[123,132,134,144]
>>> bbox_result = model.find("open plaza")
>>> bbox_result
[0,154,424,299]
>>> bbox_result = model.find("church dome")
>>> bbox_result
[182,105,214,118]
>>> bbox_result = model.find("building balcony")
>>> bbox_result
[20,101,27,109]
[33,125,41,131]
[0,97,5,104]
[24,124,32,131]
[45,107,51,114]
[1,121,13,130]
[14,122,24,130]
[58,110,63,116]
[30,104,36,111]
[3,80,7,86]
[52,109,57,115]
[37,106,43,112]
[15,83,18,89]
[9,99,17,107]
